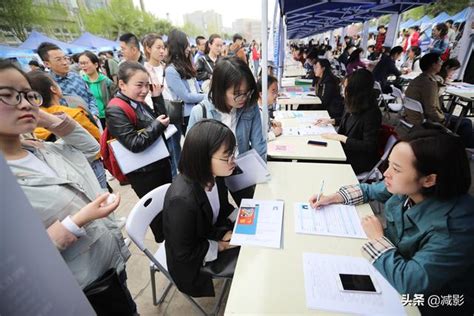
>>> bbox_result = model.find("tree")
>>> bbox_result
[0,0,47,41]
[80,0,176,40]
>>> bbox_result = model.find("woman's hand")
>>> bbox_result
[218,230,234,252]
[72,193,121,227]
[271,120,282,128]
[309,192,344,209]
[314,118,334,126]
[150,83,163,97]
[273,126,282,137]
[156,114,170,127]
[322,133,348,143]
[36,110,62,129]
[361,215,384,240]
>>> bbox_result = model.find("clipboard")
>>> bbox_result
[108,136,169,174]
[224,149,270,192]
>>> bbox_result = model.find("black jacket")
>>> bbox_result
[338,105,382,174]
[196,55,217,81]
[314,75,344,120]
[373,54,401,93]
[105,93,169,174]
[163,175,234,297]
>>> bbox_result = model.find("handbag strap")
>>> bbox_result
[201,103,207,119]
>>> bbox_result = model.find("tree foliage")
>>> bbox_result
[0,0,48,41]
[80,0,176,40]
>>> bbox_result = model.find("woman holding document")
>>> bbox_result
[309,125,474,315]
[163,120,239,297]
[106,61,172,242]
[187,57,266,204]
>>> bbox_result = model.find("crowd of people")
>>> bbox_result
[1,17,473,315]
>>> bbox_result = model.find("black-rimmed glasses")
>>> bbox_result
[0,87,43,107]
[234,90,254,103]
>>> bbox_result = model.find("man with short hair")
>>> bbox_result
[229,33,247,64]
[119,33,144,64]
[99,51,119,84]
[404,53,474,147]
[193,35,206,64]
[372,46,403,93]
[37,42,99,117]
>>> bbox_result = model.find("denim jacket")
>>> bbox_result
[187,97,267,161]
[164,64,205,116]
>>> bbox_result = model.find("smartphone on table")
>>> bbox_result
[336,273,381,294]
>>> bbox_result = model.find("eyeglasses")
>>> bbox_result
[0,87,43,107]
[234,90,254,103]
[212,148,236,165]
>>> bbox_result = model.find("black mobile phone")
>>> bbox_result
[230,165,243,176]
[307,140,327,147]
[338,274,379,293]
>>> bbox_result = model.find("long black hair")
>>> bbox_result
[165,29,196,79]
[344,69,377,113]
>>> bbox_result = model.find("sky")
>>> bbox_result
[135,0,276,28]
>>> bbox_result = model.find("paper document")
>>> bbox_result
[303,253,405,315]
[294,203,366,239]
[230,199,284,249]
[283,125,337,136]
[164,124,178,139]
[224,149,270,192]
[275,111,305,119]
[109,136,169,174]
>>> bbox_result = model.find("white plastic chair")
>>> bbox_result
[399,97,424,129]
[358,135,398,183]
[125,183,230,316]
[388,85,404,112]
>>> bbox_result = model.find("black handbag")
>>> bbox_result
[83,269,134,316]
[164,99,184,125]
[200,246,240,279]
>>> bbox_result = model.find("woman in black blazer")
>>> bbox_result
[318,69,382,174]
[162,120,239,297]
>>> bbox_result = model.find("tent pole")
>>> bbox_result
[261,0,269,142]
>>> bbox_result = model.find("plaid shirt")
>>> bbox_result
[337,184,396,263]
[52,71,99,116]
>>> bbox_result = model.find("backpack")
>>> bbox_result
[100,97,137,183]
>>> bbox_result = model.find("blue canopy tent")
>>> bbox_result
[411,15,431,26]
[280,0,435,39]
[451,8,469,23]
[428,11,451,25]
[71,32,119,51]
[0,44,41,70]
[19,31,87,54]
[400,18,415,29]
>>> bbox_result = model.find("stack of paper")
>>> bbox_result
[224,149,270,192]
[294,203,366,239]
[303,253,405,315]
[230,199,284,249]
[282,125,337,136]
[109,136,169,174]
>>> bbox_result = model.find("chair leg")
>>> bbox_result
[150,266,173,306]
[181,294,208,316]
[211,279,231,316]
[150,266,158,305]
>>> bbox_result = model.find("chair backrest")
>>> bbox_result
[381,135,398,160]
[403,97,424,113]
[373,81,382,91]
[390,85,404,100]
[126,183,171,251]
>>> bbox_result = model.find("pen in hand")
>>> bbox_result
[316,180,325,203]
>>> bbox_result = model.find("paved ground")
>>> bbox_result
[111,179,230,316]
